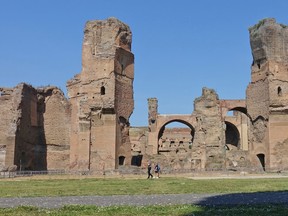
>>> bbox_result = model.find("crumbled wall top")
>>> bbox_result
[194,87,219,116]
[83,17,132,56]
[249,18,288,63]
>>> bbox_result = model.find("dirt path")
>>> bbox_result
[1,191,288,208]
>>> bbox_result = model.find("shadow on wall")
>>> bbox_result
[14,85,47,171]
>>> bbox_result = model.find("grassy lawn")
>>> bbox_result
[1,175,288,215]
[1,204,288,216]
[0,175,288,197]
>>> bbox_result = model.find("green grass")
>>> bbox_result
[1,176,288,197]
[1,205,288,216]
[1,176,288,215]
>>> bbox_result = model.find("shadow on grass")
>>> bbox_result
[182,191,288,216]
[195,191,288,206]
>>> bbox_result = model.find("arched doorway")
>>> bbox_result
[257,153,265,171]
[119,156,125,166]
[224,108,249,151]
[157,120,195,154]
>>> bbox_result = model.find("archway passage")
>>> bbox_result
[157,120,195,154]
[225,121,240,149]
[257,153,265,171]
[119,156,125,166]
[224,108,250,151]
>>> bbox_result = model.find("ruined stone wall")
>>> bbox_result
[0,87,21,170]
[147,98,158,156]
[67,17,134,171]
[226,150,251,170]
[0,84,71,171]
[114,48,134,167]
[13,84,45,170]
[148,98,158,132]
[129,127,149,167]
[247,18,288,170]
[246,79,270,121]
[269,115,288,170]
[144,88,227,172]
[193,88,226,170]
[224,113,250,170]
[4,17,288,173]
[246,79,269,157]
[40,87,70,170]
[13,85,70,170]
[157,127,193,170]
[0,89,12,169]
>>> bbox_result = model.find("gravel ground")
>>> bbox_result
[1,191,288,208]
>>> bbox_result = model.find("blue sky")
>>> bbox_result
[1,1,288,126]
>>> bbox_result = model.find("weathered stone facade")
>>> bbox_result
[0,84,70,171]
[247,18,288,171]
[67,18,134,171]
[1,17,288,172]
[139,91,249,171]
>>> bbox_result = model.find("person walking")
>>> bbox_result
[147,162,153,179]
[154,163,160,178]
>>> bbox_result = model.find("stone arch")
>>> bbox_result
[157,120,195,154]
[231,106,253,122]
[230,106,247,114]
[225,121,240,149]
[220,100,251,121]
[224,107,250,151]
[225,106,251,119]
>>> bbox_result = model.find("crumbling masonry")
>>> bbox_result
[1,17,288,172]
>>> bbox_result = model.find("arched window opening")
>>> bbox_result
[225,121,240,149]
[119,156,125,166]
[277,86,282,96]
[101,86,105,95]
[257,154,265,171]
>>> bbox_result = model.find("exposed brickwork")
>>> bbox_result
[67,17,134,171]
[247,18,288,170]
[1,17,288,173]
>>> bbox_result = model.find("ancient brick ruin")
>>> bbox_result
[1,17,288,173]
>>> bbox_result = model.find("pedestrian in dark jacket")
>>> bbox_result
[147,162,153,179]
